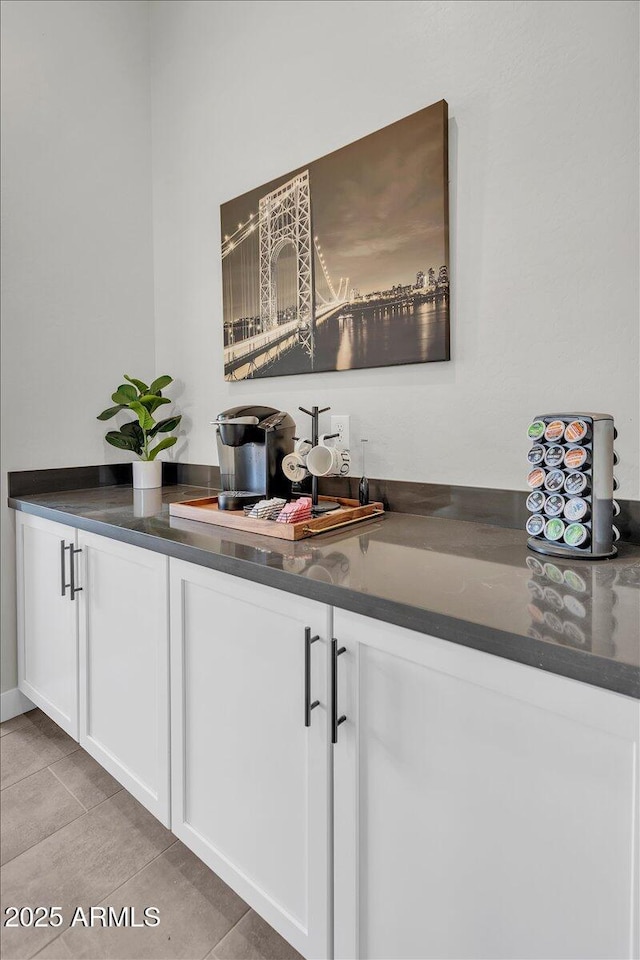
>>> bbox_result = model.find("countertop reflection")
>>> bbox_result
[9,484,640,697]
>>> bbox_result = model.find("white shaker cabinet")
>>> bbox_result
[332,608,639,960]
[170,559,331,960]
[16,512,79,737]
[77,531,170,825]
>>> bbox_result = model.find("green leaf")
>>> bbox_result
[124,374,148,394]
[119,421,144,453]
[148,375,173,395]
[129,400,155,432]
[147,436,177,461]
[112,383,137,405]
[97,404,125,421]
[105,430,140,452]
[139,394,171,414]
[148,415,182,438]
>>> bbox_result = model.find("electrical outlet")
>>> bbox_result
[330,415,350,450]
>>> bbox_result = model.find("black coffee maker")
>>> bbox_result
[213,405,295,510]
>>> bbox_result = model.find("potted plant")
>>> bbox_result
[97,374,181,489]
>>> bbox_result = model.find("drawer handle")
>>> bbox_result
[305,627,320,727]
[331,638,346,744]
[69,547,83,601]
[60,540,68,597]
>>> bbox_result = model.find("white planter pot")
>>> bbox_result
[132,460,162,490]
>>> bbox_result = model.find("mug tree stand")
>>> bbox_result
[298,405,342,515]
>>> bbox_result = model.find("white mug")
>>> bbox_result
[295,438,313,457]
[282,452,310,482]
[306,442,350,478]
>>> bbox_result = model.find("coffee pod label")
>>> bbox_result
[526,514,545,537]
[527,420,545,440]
[527,468,546,489]
[564,569,587,593]
[563,620,586,645]
[564,446,588,470]
[544,470,565,492]
[564,522,588,547]
[545,518,565,541]
[544,494,565,517]
[564,420,588,443]
[544,445,565,467]
[527,445,545,465]
[526,491,545,513]
[564,497,588,522]
[544,563,564,584]
[563,594,587,619]
[544,420,565,442]
[564,472,588,495]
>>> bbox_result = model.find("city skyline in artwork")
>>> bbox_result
[221,99,450,380]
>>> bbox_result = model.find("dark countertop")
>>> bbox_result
[9,484,640,699]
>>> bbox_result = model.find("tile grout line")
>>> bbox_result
[27,839,182,960]
[47,763,89,812]
[0,787,126,871]
[0,739,81,794]
[204,902,253,959]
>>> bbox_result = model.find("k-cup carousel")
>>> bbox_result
[525,413,618,560]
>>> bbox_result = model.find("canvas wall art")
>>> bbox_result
[221,99,449,381]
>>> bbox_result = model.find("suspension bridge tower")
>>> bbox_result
[259,171,313,331]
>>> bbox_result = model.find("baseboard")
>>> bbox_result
[1,687,35,722]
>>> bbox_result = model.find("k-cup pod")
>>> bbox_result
[527,468,546,489]
[612,525,621,542]
[563,522,589,548]
[563,446,590,470]
[544,420,565,443]
[527,420,546,441]
[564,419,590,444]
[544,445,565,468]
[545,518,565,541]
[564,471,589,496]
[563,594,587,619]
[543,610,563,633]
[526,491,546,513]
[527,445,545,466]
[564,497,590,522]
[543,586,564,612]
[526,514,545,537]
[527,580,544,601]
[563,620,586,646]
[526,556,545,577]
[544,470,565,493]
[563,568,587,593]
[544,494,565,518]
[612,500,620,517]
[528,603,545,624]
[543,562,564,584]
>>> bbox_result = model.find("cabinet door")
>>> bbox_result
[78,531,170,825]
[16,512,79,737]
[333,608,639,960]
[170,559,331,960]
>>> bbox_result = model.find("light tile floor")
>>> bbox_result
[0,710,303,960]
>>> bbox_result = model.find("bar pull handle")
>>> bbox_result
[331,638,346,744]
[60,540,68,596]
[69,547,83,601]
[305,627,320,727]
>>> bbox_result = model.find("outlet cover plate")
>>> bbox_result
[330,415,350,450]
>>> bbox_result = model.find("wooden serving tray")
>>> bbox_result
[169,495,384,541]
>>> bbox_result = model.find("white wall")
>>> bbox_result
[0,0,155,691]
[150,0,639,495]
